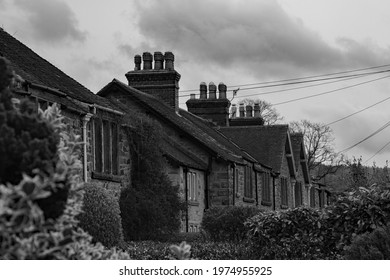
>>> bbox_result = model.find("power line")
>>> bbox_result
[325,95,390,127]
[179,63,390,93]
[273,74,390,106]
[338,120,390,154]
[364,140,390,164]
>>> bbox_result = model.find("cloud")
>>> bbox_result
[14,0,87,44]
[132,0,390,79]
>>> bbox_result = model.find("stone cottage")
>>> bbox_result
[1,28,323,233]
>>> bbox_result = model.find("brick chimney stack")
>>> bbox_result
[186,81,231,126]
[126,51,181,112]
[229,102,264,126]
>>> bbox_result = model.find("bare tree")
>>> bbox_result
[238,98,283,125]
[289,120,343,180]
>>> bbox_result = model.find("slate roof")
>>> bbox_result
[0,28,114,109]
[219,125,290,173]
[98,79,249,164]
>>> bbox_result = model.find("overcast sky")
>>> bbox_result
[1,0,390,167]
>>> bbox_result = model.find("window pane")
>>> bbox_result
[111,123,119,175]
[94,119,103,173]
[103,120,111,173]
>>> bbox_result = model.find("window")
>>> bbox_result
[281,177,288,207]
[93,118,119,177]
[244,166,253,198]
[261,172,271,204]
[310,187,316,208]
[187,171,197,202]
[294,181,303,207]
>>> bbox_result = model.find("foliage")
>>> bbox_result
[125,240,250,260]
[170,241,191,260]
[289,119,342,180]
[78,183,125,248]
[0,99,129,259]
[201,206,262,242]
[120,115,185,241]
[237,98,283,125]
[343,223,390,260]
[326,185,390,251]
[246,207,337,259]
[0,58,59,186]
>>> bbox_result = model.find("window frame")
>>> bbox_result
[92,117,120,182]
[261,172,272,206]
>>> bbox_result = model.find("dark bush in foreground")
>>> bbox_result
[344,223,390,260]
[79,183,125,248]
[201,206,262,242]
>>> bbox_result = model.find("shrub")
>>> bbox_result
[0,58,67,220]
[201,206,262,242]
[0,99,129,259]
[326,185,390,251]
[246,207,337,259]
[78,183,125,248]
[120,116,185,241]
[343,223,390,260]
[126,241,173,260]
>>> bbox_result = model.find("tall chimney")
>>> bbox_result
[239,103,245,117]
[126,51,181,112]
[208,82,216,99]
[254,103,261,117]
[186,81,231,126]
[200,82,207,99]
[246,105,253,117]
[142,52,153,70]
[154,51,164,70]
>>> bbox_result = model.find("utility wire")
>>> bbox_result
[338,120,390,154]
[273,74,390,106]
[364,140,390,164]
[179,63,390,93]
[179,69,390,98]
[325,95,390,127]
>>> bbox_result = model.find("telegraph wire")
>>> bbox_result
[337,120,390,154]
[179,63,390,94]
[364,140,390,164]
[325,95,390,127]
[272,74,390,106]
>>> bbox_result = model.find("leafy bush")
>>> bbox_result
[0,58,67,220]
[201,206,262,242]
[326,185,390,251]
[0,94,129,259]
[344,223,390,260]
[246,207,337,259]
[126,241,173,260]
[78,183,125,248]
[120,116,185,241]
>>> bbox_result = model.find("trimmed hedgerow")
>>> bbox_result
[78,184,125,248]
[201,206,262,242]
[343,223,390,260]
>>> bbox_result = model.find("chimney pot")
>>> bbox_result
[218,82,227,99]
[231,104,237,118]
[239,103,245,117]
[142,52,153,70]
[246,105,253,118]
[200,82,207,99]
[209,82,217,99]
[154,52,164,70]
[164,51,175,70]
[134,55,142,70]
[190,93,196,100]
[254,103,261,117]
